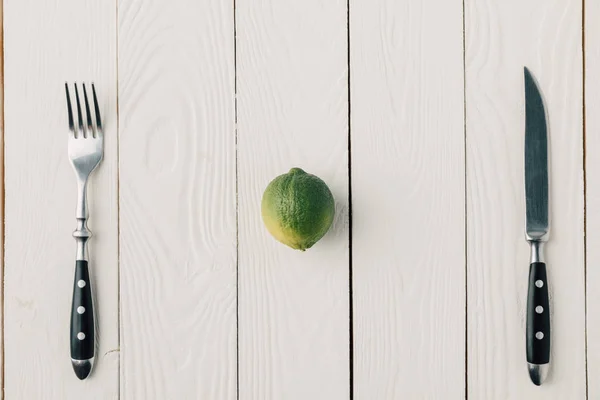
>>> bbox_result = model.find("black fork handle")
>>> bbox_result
[70,260,94,379]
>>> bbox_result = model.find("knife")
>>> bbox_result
[524,67,550,385]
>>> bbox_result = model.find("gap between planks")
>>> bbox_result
[1,0,5,395]
[346,0,354,398]
[582,0,589,397]
[233,0,240,399]
[462,0,468,397]
[115,0,122,397]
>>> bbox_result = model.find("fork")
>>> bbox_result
[65,83,103,380]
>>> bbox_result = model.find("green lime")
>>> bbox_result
[261,168,335,251]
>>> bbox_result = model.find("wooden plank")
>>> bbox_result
[236,0,349,397]
[585,0,599,396]
[350,0,466,398]
[117,0,237,398]
[465,0,585,397]
[3,0,119,398]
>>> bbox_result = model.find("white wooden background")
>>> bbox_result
[0,0,595,398]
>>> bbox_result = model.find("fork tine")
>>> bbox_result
[65,83,75,134]
[74,83,85,137]
[91,83,103,133]
[82,83,95,137]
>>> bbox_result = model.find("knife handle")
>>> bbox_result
[70,260,95,378]
[526,262,550,365]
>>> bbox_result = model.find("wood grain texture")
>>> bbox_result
[236,0,349,398]
[465,0,585,397]
[585,0,599,396]
[3,0,119,398]
[350,0,466,398]
[118,0,237,398]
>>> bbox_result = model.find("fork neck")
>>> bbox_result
[74,178,91,261]
[75,178,89,220]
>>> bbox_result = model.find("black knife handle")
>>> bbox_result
[70,260,95,362]
[526,262,550,364]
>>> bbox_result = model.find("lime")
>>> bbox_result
[261,168,335,251]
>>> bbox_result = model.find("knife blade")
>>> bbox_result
[524,66,550,385]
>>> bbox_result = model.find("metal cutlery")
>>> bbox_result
[523,67,550,385]
[65,83,103,380]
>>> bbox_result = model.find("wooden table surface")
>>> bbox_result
[1,0,597,398]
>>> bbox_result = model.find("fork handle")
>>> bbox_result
[70,260,94,379]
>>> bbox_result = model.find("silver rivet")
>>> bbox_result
[535,332,544,340]
[77,306,85,314]
[535,280,544,288]
[535,306,544,314]
[77,280,86,288]
[77,332,86,340]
